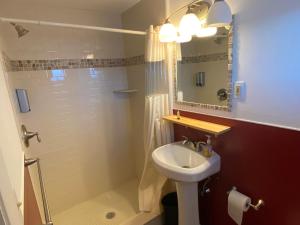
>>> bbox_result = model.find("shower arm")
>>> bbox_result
[0,17,147,36]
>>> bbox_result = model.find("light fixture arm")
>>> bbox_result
[165,0,206,22]
[159,0,231,43]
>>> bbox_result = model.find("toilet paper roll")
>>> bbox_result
[228,189,251,225]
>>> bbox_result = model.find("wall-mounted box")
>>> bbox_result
[16,89,31,113]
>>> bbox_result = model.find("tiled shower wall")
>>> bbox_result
[8,68,135,215]
[0,3,140,216]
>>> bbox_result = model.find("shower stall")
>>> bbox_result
[0,1,167,225]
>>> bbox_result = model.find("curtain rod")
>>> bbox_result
[0,17,147,36]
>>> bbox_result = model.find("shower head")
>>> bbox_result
[10,22,29,38]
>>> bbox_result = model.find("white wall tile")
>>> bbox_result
[8,67,135,214]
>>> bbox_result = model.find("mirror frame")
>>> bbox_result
[173,23,233,112]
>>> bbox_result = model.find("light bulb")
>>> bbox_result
[196,27,218,37]
[159,21,177,43]
[176,34,192,43]
[179,12,201,36]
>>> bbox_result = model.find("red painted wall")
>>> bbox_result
[24,168,42,225]
[173,110,300,225]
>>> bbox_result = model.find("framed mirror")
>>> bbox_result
[174,26,233,111]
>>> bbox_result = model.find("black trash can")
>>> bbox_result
[162,192,178,225]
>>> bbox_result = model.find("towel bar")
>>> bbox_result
[25,158,53,225]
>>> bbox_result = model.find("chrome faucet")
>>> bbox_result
[182,136,206,152]
[21,125,41,148]
[182,136,190,145]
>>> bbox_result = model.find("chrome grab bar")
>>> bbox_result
[25,158,53,225]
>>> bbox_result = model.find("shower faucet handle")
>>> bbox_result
[21,125,41,148]
[36,132,41,143]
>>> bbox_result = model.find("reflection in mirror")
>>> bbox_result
[175,27,232,110]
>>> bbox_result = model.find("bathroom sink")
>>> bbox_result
[152,142,221,225]
[152,142,221,182]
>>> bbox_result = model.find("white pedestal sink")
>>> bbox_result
[152,142,220,225]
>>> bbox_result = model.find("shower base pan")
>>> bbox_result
[52,178,160,225]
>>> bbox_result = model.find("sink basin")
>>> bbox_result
[152,142,221,225]
[152,142,220,182]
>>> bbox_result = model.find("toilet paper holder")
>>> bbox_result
[227,186,265,211]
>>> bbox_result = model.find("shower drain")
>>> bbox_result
[105,211,116,219]
[182,165,191,168]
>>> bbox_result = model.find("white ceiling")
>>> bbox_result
[6,0,141,14]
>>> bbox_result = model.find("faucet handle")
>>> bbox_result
[195,141,206,152]
[182,136,189,141]
[36,132,41,143]
[182,136,190,145]
[21,125,42,147]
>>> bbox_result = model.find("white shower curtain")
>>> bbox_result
[138,25,173,212]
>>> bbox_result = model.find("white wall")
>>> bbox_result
[1,2,136,216]
[170,0,300,130]
[0,44,24,224]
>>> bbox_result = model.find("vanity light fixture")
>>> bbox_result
[178,6,201,36]
[159,19,177,43]
[206,0,232,27]
[159,0,232,43]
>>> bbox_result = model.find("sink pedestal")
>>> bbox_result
[176,182,200,225]
[152,143,221,225]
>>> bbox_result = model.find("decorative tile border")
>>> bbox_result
[1,51,226,72]
[181,52,227,64]
[125,55,145,66]
[173,22,234,112]
[1,53,145,72]
[9,58,126,71]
